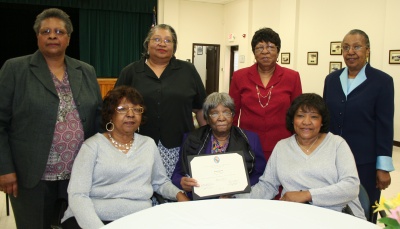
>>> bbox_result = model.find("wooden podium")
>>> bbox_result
[97,78,117,98]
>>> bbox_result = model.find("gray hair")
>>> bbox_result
[203,92,235,120]
[33,8,73,36]
[142,24,178,58]
[345,29,370,48]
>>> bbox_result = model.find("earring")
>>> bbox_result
[137,126,140,133]
[106,121,114,132]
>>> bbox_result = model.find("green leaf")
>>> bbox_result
[379,217,400,229]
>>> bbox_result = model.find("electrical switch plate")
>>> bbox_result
[239,55,245,63]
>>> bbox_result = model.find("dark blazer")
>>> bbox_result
[0,50,102,188]
[323,63,394,165]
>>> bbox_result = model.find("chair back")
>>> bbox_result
[358,184,371,221]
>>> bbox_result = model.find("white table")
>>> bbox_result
[102,199,379,229]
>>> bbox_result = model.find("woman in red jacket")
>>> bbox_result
[229,27,302,161]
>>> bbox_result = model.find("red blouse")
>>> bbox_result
[229,63,302,160]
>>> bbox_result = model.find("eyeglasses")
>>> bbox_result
[342,45,363,52]
[115,106,144,114]
[254,45,278,53]
[39,28,68,36]
[150,38,173,45]
[209,111,233,119]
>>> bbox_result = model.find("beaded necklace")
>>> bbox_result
[108,133,134,153]
[256,85,273,108]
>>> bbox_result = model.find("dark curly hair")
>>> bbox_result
[286,93,330,133]
[251,27,281,54]
[142,24,177,59]
[101,86,146,128]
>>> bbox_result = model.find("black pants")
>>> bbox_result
[9,180,69,229]
[357,163,381,223]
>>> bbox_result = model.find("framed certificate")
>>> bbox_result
[188,151,251,200]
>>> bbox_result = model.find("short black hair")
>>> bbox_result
[345,29,370,48]
[33,8,73,36]
[286,93,330,133]
[251,27,281,54]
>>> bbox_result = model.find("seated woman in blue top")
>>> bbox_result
[171,92,266,199]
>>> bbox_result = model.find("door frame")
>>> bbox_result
[192,43,220,93]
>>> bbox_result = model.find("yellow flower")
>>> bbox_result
[375,194,400,229]
[374,196,388,213]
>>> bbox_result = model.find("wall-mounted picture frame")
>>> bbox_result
[197,46,203,55]
[281,52,290,64]
[389,50,400,64]
[307,52,318,65]
[329,61,342,73]
[330,41,342,55]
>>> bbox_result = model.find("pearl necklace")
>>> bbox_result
[296,135,319,153]
[256,85,273,108]
[108,133,134,153]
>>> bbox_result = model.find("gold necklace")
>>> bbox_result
[108,133,134,152]
[256,85,273,108]
[296,135,319,153]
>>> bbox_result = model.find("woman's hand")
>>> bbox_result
[376,170,391,190]
[280,190,311,203]
[0,173,18,197]
[176,191,190,202]
[180,177,199,192]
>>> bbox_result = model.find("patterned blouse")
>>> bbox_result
[42,70,84,180]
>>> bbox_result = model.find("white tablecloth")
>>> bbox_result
[102,199,379,229]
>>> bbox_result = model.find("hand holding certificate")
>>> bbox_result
[188,151,250,200]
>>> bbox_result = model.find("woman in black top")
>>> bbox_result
[116,24,207,178]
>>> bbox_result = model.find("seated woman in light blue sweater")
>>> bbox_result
[238,93,365,219]
[61,86,189,229]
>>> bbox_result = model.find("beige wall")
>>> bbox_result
[158,0,400,141]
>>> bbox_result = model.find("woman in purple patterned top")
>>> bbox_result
[0,8,102,229]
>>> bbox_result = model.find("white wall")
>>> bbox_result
[296,0,387,94]
[158,0,400,142]
[383,0,400,141]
